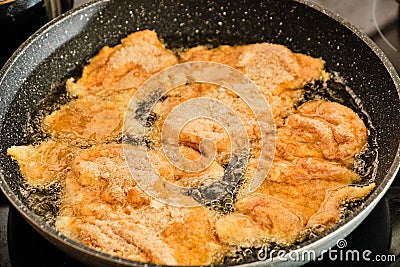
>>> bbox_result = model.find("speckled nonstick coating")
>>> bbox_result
[0,0,400,266]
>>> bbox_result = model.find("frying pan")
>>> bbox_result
[0,0,400,266]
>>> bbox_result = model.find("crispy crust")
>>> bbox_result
[7,30,374,265]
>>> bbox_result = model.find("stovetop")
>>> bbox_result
[312,0,400,80]
[1,0,400,266]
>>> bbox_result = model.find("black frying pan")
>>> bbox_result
[1,0,400,266]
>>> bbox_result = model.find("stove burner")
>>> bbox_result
[369,0,400,73]
[372,0,399,52]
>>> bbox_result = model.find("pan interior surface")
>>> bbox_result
[0,0,400,266]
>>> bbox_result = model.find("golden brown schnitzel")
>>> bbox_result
[7,30,374,265]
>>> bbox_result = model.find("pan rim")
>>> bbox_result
[0,0,400,266]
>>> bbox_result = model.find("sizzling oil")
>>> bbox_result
[18,71,379,264]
